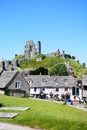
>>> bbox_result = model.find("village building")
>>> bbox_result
[82,75,87,99]
[0,71,29,97]
[24,75,82,100]
[0,70,86,101]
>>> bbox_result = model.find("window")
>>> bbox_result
[72,87,79,95]
[72,87,75,95]
[54,79,59,84]
[56,88,59,91]
[40,88,45,93]
[34,87,37,92]
[15,81,21,88]
[42,79,47,83]
[84,86,87,90]
[54,78,57,82]
[76,88,79,95]
[42,88,45,91]
[65,88,68,91]
[64,82,68,85]
[64,78,67,81]
[30,45,32,51]
[28,78,33,84]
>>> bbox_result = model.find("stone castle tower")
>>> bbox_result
[24,40,41,60]
[37,41,41,55]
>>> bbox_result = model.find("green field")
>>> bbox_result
[0,94,87,130]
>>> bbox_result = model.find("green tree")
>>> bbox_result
[65,54,71,59]
[50,63,69,76]
[77,60,80,64]
[82,62,86,68]
[72,56,76,60]
[30,67,48,75]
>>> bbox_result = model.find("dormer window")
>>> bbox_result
[15,81,21,89]
[64,78,67,81]
[77,80,82,87]
[64,82,68,85]
[54,78,59,84]
[42,79,47,83]
[54,78,57,82]
[28,78,33,85]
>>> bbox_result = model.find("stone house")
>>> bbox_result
[0,70,84,100]
[0,71,29,97]
[82,75,87,98]
[25,75,82,100]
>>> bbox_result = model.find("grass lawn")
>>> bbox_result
[0,94,87,130]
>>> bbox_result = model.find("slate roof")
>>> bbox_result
[0,71,78,89]
[0,68,3,75]
[25,75,77,88]
[0,71,18,89]
[82,75,87,86]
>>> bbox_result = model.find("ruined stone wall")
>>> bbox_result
[24,40,37,60]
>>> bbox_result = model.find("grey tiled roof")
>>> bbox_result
[0,71,17,88]
[25,75,77,88]
[82,75,87,85]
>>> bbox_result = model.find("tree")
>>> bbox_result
[15,54,17,57]
[77,60,80,64]
[72,56,76,60]
[50,63,69,76]
[65,54,71,59]
[30,67,48,75]
[82,62,86,68]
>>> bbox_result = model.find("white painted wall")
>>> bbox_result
[0,90,5,94]
[30,86,82,100]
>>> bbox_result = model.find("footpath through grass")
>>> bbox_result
[0,94,87,130]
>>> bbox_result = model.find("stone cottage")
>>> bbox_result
[0,71,29,97]
[82,75,87,99]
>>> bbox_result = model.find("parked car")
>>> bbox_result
[63,99,73,105]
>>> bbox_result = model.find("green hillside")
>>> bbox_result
[20,56,67,69]
[70,60,87,77]
[19,55,87,78]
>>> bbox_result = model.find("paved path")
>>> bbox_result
[74,105,87,111]
[0,122,41,130]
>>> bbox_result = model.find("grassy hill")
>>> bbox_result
[70,60,87,77]
[0,94,87,130]
[19,55,87,78]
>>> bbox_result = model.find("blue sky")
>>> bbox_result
[0,0,87,65]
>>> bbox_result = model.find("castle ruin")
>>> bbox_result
[24,40,41,60]
[0,39,66,70]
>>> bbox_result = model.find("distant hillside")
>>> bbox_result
[19,55,87,78]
